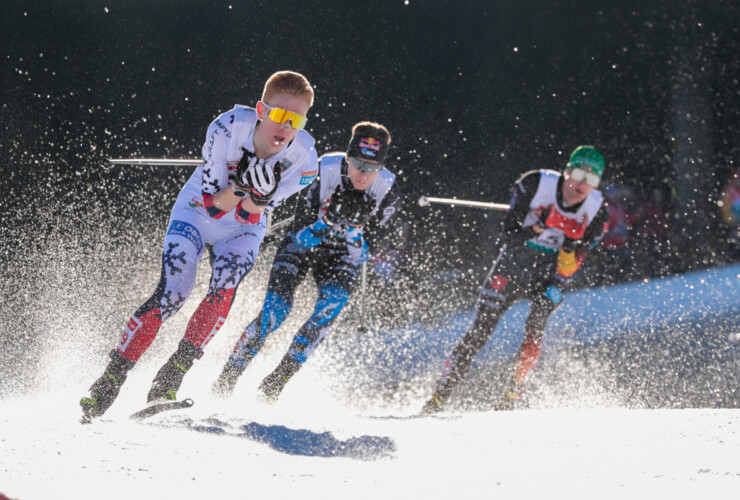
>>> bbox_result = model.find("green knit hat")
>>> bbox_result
[565,145,605,177]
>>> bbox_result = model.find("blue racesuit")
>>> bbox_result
[216,152,402,399]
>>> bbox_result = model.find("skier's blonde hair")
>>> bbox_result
[262,71,314,108]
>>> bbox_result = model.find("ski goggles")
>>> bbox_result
[347,155,383,174]
[569,167,601,187]
[263,103,307,130]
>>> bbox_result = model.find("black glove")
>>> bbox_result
[561,237,582,253]
[346,192,374,228]
[533,205,551,232]
[234,148,256,191]
[324,186,367,225]
[248,162,282,206]
[323,186,349,225]
[234,148,282,206]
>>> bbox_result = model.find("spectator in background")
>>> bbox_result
[599,184,638,283]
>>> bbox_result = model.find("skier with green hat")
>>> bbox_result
[566,145,605,176]
[422,145,610,414]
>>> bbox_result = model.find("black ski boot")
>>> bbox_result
[80,351,135,422]
[493,380,528,411]
[211,362,246,398]
[147,340,202,402]
[257,356,301,403]
[420,393,445,415]
[420,377,458,415]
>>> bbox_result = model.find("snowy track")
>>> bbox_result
[1,224,737,498]
[1,393,738,499]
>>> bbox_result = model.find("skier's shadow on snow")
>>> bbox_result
[180,417,396,460]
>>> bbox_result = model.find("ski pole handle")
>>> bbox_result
[418,196,510,211]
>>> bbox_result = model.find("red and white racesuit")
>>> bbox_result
[116,105,318,362]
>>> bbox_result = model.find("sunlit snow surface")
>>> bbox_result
[1,247,738,498]
[1,391,738,499]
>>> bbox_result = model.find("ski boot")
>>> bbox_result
[147,339,202,402]
[211,361,246,398]
[80,351,135,423]
[493,381,528,411]
[420,376,459,415]
[420,394,445,415]
[257,356,301,403]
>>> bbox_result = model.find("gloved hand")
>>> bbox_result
[347,192,374,228]
[293,219,331,252]
[247,162,281,206]
[323,186,367,225]
[234,148,281,206]
[234,148,256,191]
[560,237,581,253]
[533,205,551,232]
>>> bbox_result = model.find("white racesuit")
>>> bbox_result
[116,105,318,362]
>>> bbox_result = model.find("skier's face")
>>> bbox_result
[254,94,310,158]
[562,168,596,205]
[348,162,380,191]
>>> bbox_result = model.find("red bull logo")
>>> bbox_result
[359,137,381,157]
[359,137,380,150]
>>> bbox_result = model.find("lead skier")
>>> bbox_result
[422,146,610,414]
[80,71,319,421]
[212,122,402,401]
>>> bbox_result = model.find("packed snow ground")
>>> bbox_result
[1,257,738,499]
[1,388,739,500]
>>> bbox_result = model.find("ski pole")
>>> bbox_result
[107,157,293,236]
[108,158,203,166]
[267,215,294,235]
[418,196,510,211]
[358,261,368,333]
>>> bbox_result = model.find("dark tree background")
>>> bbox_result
[1,0,738,312]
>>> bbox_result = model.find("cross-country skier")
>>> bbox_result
[212,122,401,401]
[421,146,610,414]
[80,71,319,421]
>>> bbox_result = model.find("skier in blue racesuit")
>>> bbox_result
[213,122,402,400]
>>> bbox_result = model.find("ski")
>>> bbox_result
[129,398,194,421]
